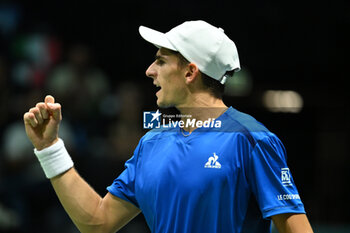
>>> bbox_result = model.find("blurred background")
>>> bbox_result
[0,0,348,232]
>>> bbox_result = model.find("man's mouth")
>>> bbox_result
[154,83,161,95]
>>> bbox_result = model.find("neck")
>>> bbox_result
[176,92,228,132]
[177,91,227,109]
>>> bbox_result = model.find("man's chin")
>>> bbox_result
[156,99,175,108]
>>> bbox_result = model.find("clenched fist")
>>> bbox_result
[23,95,62,150]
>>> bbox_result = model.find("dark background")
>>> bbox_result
[0,0,349,232]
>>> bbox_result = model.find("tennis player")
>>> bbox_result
[23,20,313,233]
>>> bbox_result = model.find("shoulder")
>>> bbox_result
[223,107,280,147]
[224,107,267,132]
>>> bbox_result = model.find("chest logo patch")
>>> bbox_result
[204,153,221,169]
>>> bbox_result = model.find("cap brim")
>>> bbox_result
[139,26,177,51]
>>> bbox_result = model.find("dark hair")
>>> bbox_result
[171,50,230,99]
[201,73,225,99]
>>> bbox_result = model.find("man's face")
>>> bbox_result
[146,48,188,108]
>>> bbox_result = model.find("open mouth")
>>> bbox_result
[154,83,161,95]
[156,87,162,96]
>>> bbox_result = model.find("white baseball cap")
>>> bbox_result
[139,20,241,84]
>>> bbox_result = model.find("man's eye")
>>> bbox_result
[156,59,165,65]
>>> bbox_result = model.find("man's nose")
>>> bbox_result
[146,62,156,79]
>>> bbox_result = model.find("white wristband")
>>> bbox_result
[34,138,74,179]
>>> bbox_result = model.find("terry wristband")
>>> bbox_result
[34,138,74,179]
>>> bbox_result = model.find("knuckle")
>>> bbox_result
[24,113,35,123]
[23,112,29,120]
[29,107,38,113]
[36,102,45,108]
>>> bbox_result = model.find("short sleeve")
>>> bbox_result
[247,134,305,218]
[106,139,143,208]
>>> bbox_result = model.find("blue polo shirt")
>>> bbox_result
[107,107,305,233]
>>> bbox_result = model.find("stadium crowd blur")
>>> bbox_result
[0,1,349,233]
[0,3,150,233]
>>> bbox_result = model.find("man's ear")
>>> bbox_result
[185,63,200,84]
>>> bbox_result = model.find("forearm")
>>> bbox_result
[272,213,313,233]
[50,168,106,232]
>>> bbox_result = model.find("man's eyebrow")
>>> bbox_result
[155,54,166,60]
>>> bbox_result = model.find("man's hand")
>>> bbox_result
[23,95,62,150]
